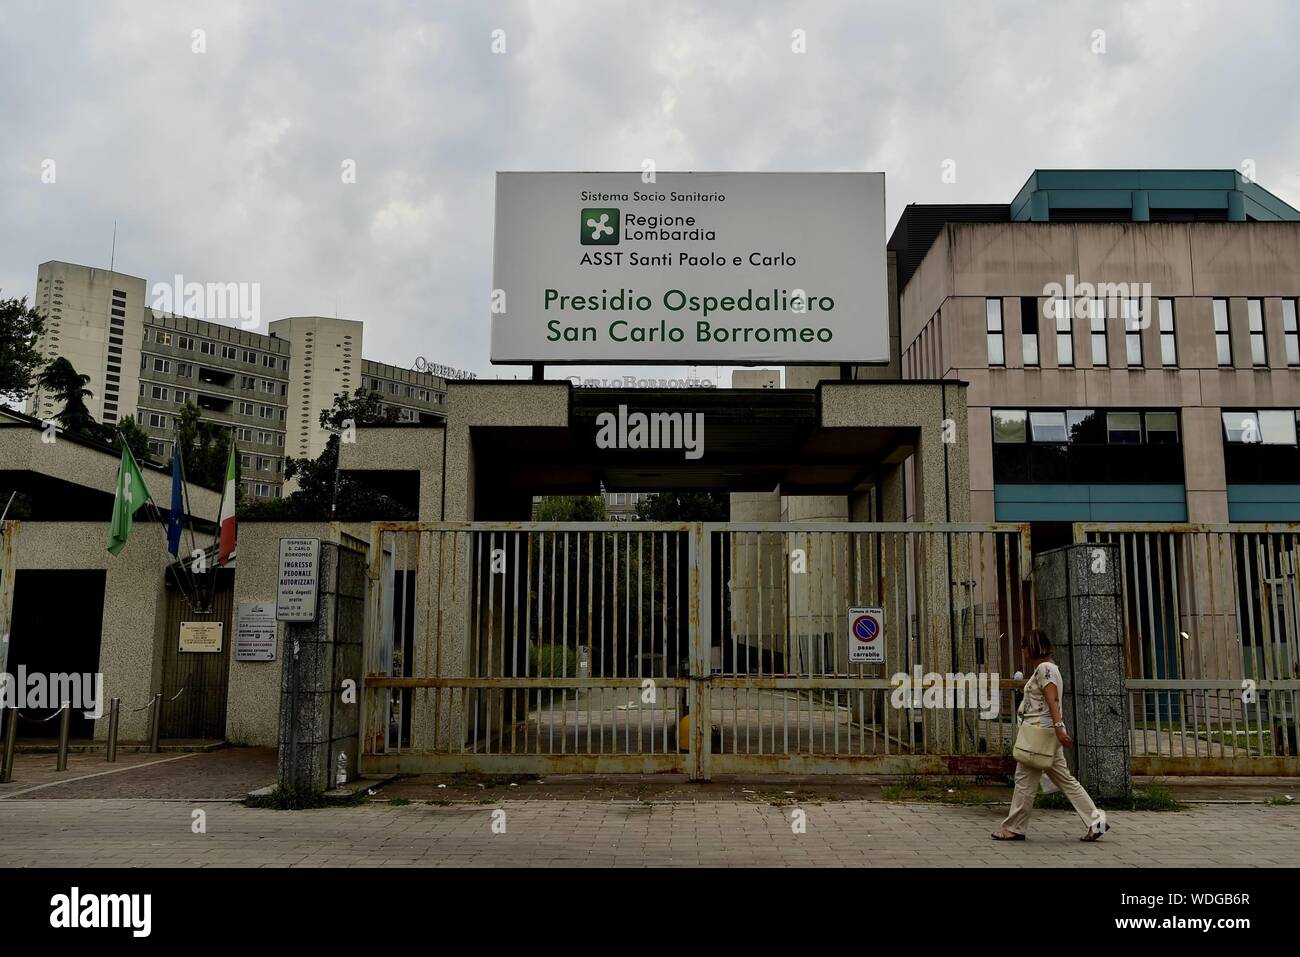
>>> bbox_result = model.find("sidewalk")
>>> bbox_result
[1,747,1293,804]
[0,747,276,800]
[0,797,1295,867]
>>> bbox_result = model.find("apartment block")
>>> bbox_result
[25,261,450,501]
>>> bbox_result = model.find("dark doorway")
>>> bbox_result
[7,569,107,739]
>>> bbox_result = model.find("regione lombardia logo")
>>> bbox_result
[580,207,620,245]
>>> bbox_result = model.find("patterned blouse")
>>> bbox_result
[1019,661,1063,729]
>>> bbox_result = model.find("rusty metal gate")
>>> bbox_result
[360,522,1033,778]
[1078,523,1300,775]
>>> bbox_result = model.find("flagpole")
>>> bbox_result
[175,442,211,610]
[118,432,197,605]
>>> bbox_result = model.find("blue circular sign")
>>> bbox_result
[852,614,880,643]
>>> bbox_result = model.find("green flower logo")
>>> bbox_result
[580,208,620,245]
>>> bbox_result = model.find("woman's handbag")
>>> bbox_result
[1012,720,1058,769]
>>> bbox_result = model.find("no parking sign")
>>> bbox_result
[848,607,885,664]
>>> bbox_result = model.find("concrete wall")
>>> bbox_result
[820,381,970,523]
[900,221,1300,523]
[0,426,222,522]
[226,521,341,746]
[339,425,445,521]
[0,520,171,741]
[444,382,570,520]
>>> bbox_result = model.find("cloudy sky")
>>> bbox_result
[3,0,1298,386]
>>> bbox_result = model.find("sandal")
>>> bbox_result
[1080,824,1109,842]
[990,830,1025,841]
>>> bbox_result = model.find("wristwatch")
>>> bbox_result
[1053,721,1066,729]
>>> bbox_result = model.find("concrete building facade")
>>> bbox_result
[889,170,1300,536]
[27,262,452,501]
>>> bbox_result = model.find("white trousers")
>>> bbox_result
[1000,745,1099,835]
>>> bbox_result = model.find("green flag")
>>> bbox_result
[107,442,151,555]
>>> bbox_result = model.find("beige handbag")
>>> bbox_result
[1013,720,1058,769]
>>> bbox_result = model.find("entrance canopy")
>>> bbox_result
[341,379,968,523]
[478,387,915,496]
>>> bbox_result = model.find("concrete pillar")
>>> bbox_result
[277,542,367,793]
[1033,543,1131,800]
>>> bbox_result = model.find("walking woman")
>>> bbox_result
[991,628,1108,842]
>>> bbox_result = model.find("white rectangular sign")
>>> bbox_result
[235,601,277,662]
[848,607,885,664]
[276,538,320,623]
[490,172,889,365]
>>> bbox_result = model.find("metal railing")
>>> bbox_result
[361,521,1034,776]
[1077,524,1300,774]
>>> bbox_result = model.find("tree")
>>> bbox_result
[0,295,45,405]
[174,402,231,490]
[634,490,728,521]
[30,357,163,463]
[533,495,607,521]
[115,414,153,464]
[35,357,96,435]
[320,386,399,433]
[239,387,409,520]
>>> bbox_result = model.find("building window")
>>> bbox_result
[1248,299,1267,366]
[1122,298,1143,367]
[152,358,171,374]
[991,410,1026,443]
[1053,298,1073,366]
[148,413,167,428]
[238,428,254,442]
[1158,299,1177,366]
[1029,410,1068,443]
[1145,411,1179,444]
[1089,299,1107,366]
[1258,410,1297,445]
[239,401,254,416]
[177,336,193,350]
[151,386,169,401]
[1224,409,1297,445]
[1283,299,1299,366]
[1106,411,1142,444]
[155,331,172,345]
[174,390,190,404]
[200,341,216,355]
[1021,298,1039,367]
[1214,299,1232,366]
[984,299,1004,366]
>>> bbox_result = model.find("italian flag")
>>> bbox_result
[217,442,237,565]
